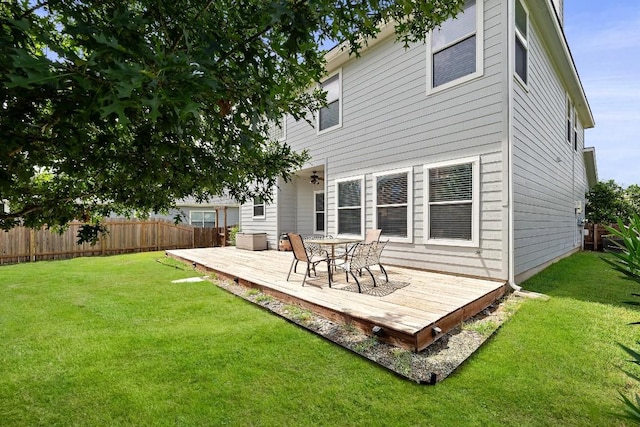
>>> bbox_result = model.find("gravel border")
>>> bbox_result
[208,276,525,384]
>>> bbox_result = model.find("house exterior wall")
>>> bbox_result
[153,206,239,227]
[238,0,592,283]
[277,178,298,245]
[239,195,279,249]
[273,0,509,280]
[511,1,587,281]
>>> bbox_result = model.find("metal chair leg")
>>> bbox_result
[379,264,388,283]
[287,258,296,281]
[364,267,376,287]
[349,272,362,293]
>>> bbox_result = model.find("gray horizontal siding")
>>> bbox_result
[512,9,587,278]
[245,0,509,280]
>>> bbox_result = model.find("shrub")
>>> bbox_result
[605,214,640,422]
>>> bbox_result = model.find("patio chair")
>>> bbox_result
[335,228,382,260]
[369,239,389,284]
[286,233,332,287]
[302,235,332,261]
[334,241,378,293]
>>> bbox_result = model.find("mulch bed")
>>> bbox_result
[211,276,525,384]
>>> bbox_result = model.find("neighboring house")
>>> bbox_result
[154,195,239,229]
[240,0,597,286]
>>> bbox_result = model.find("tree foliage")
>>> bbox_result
[1,0,464,242]
[585,180,638,224]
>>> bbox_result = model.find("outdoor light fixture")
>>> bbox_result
[310,171,322,185]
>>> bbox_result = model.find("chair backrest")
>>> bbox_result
[348,242,377,271]
[370,239,388,263]
[364,229,382,243]
[287,233,309,263]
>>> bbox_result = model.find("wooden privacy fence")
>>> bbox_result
[583,222,619,251]
[0,219,231,265]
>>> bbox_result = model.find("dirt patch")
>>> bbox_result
[211,277,525,384]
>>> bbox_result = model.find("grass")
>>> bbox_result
[1,251,639,425]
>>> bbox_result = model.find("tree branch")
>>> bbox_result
[19,1,49,20]
[170,0,216,52]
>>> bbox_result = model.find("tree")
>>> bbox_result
[585,180,631,224]
[0,0,464,242]
[626,184,640,215]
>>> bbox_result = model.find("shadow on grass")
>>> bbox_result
[521,251,640,309]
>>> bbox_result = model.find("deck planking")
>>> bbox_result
[167,247,508,351]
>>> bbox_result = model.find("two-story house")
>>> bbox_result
[238,0,597,287]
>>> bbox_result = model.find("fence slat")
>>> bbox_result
[0,219,230,265]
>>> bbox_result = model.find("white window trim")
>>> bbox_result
[373,167,413,243]
[189,210,217,227]
[423,156,480,247]
[251,197,266,220]
[335,175,365,239]
[514,0,529,88]
[313,190,325,234]
[426,0,484,95]
[566,96,573,147]
[573,107,578,152]
[317,69,343,135]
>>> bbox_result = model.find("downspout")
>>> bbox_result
[507,0,521,291]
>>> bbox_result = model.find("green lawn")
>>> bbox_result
[1,251,639,426]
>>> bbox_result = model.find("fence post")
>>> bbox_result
[29,228,36,262]
[223,207,228,246]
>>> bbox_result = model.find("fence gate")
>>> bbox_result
[193,227,229,248]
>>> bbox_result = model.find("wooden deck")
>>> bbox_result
[166,247,508,352]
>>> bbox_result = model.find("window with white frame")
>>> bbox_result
[375,169,412,241]
[425,158,479,246]
[252,196,265,218]
[190,211,216,228]
[267,116,286,141]
[515,0,528,84]
[314,191,325,234]
[573,108,579,151]
[566,98,573,145]
[318,71,341,132]
[336,177,363,236]
[429,0,483,91]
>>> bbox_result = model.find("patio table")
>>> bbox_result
[310,237,362,267]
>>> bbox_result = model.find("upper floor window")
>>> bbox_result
[424,157,479,247]
[252,196,265,219]
[428,0,483,92]
[374,169,412,243]
[566,98,573,145]
[314,191,325,234]
[267,116,286,141]
[573,108,578,151]
[336,176,363,237]
[318,71,342,133]
[515,0,529,84]
[190,211,216,228]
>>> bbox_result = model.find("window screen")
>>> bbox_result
[431,0,478,88]
[376,172,409,238]
[253,196,265,217]
[515,0,528,83]
[319,74,340,131]
[428,163,473,241]
[315,192,325,233]
[337,179,361,235]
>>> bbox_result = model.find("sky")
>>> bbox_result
[563,0,640,187]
